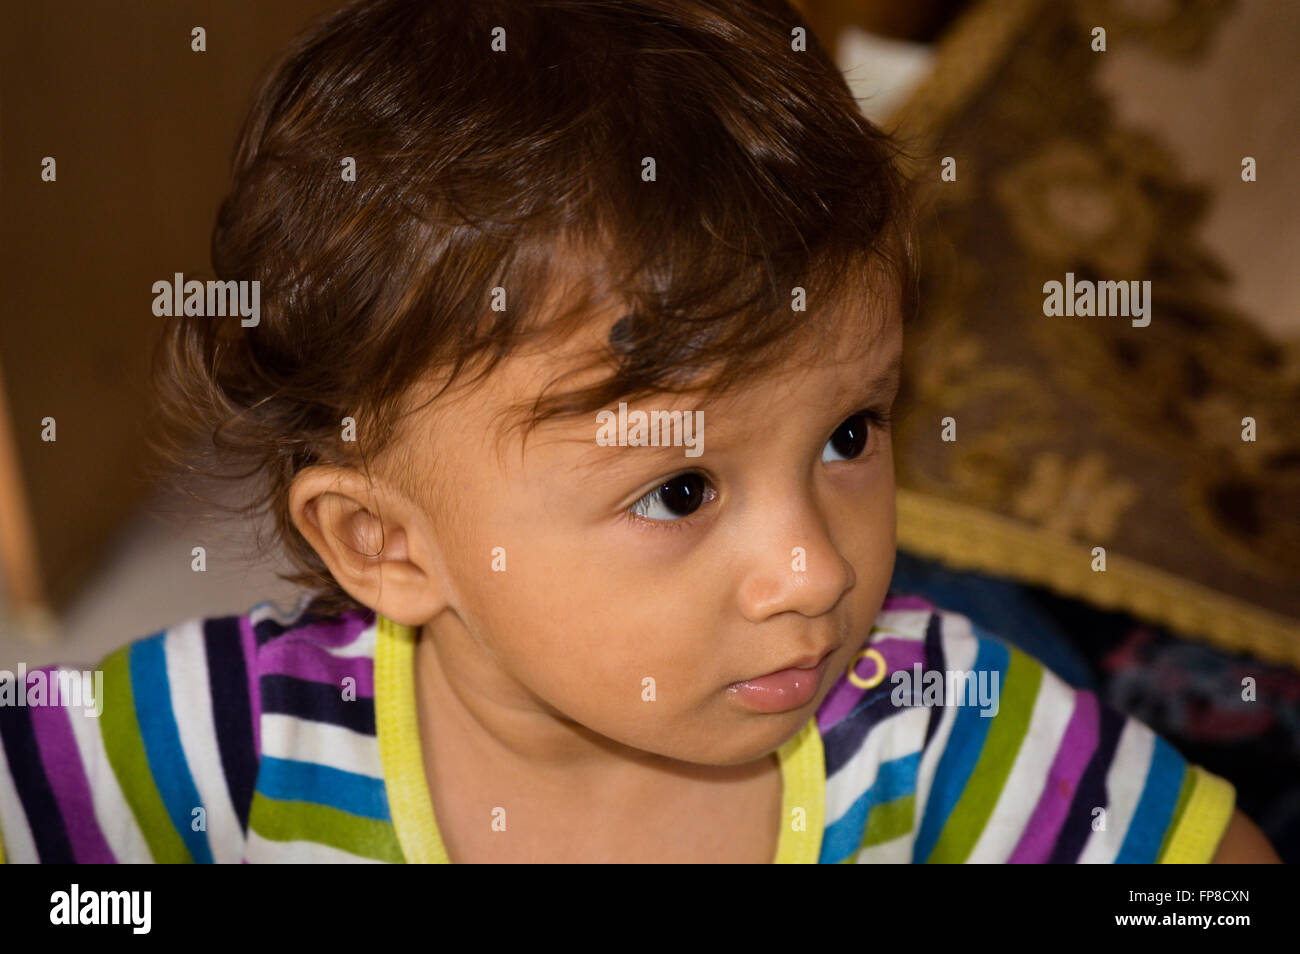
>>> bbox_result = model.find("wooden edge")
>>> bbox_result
[0,357,57,643]
[885,0,1046,152]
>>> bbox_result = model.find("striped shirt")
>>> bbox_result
[0,593,1235,863]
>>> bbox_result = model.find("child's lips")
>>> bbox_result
[726,651,833,713]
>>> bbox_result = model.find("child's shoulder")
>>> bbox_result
[87,595,380,719]
[813,592,1236,864]
[238,597,380,674]
[0,594,382,863]
[68,594,378,669]
[160,596,383,745]
[132,595,381,680]
[238,595,378,654]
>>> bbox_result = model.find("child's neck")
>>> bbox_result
[413,621,784,862]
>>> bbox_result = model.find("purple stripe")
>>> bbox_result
[239,616,262,756]
[277,611,373,650]
[28,689,117,863]
[1007,690,1100,863]
[881,594,936,612]
[817,636,926,731]
[259,640,375,697]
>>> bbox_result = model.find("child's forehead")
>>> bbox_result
[394,281,901,463]
[518,310,900,445]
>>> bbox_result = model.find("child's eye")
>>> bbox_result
[629,472,715,522]
[822,411,873,463]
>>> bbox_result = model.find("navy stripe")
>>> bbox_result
[203,616,259,832]
[823,687,912,778]
[253,616,295,647]
[253,609,337,647]
[1048,702,1126,863]
[921,612,946,750]
[0,689,74,863]
[260,674,376,735]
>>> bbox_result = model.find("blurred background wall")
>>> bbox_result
[1,0,345,662]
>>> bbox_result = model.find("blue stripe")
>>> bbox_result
[1116,735,1185,863]
[913,635,1009,863]
[256,755,391,821]
[129,635,214,864]
[820,753,919,863]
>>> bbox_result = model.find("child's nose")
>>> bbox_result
[733,514,855,622]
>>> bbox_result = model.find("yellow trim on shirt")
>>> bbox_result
[1159,766,1236,864]
[774,717,825,863]
[375,613,450,863]
[376,612,825,863]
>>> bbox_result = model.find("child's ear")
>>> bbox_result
[287,464,450,626]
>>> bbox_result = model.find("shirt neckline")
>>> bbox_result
[375,612,825,863]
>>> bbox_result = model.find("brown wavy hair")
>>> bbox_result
[146,0,917,618]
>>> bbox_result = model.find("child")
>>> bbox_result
[0,0,1279,863]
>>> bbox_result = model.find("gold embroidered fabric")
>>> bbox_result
[883,0,1300,667]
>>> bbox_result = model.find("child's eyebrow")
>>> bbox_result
[558,420,709,478]
[565,442,700,480]
[853,353,903,405]
[557,353,903,477]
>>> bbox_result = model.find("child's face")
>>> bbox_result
[401,293,901,767]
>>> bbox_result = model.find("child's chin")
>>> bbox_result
[690,711,813,767]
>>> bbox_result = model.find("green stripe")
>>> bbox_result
[861,793,915,851]
[98,646,192,863]
[249,791,405,863]
[1155,766,1195,862]
[928,649,1041,863]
